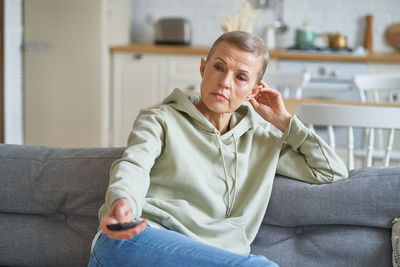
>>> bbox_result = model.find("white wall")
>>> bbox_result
[4,0,23,144]
[130,0,400,52]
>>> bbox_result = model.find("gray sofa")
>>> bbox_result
[0,144,399,267]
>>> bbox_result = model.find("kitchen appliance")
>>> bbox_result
[295,28,318,48]
[327,33,347,50]
[154,18,191,45]
[294,22,318,48]
[312,32,348,50]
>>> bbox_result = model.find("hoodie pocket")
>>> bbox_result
[143,198,189,220]
[143,198,249,253]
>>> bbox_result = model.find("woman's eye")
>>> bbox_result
[214,64,223,71]
[237,75,247,81]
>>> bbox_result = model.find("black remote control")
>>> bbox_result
[107,221,139,231]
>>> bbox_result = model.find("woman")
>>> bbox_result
[89,31,348,266]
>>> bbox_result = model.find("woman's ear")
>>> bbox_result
[200,57,206,79]
[247,81,262,100]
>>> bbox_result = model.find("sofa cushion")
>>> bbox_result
[0,144,124,267]
[263,166,400,228]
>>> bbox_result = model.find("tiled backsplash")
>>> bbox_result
[130,0,400,52]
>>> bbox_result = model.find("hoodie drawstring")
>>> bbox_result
[231,135,239,215]
[215,132,239,218]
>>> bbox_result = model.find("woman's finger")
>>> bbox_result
[111,219,149,240]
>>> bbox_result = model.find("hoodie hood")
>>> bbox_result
[162,88,255,141]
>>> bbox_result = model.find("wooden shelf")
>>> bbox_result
[110,43,209,56]
[110,44,400,63]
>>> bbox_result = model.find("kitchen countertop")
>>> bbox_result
[110,43,400,63]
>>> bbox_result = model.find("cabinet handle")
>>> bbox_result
[187,85,196,91]
[23,42,46,51]
[330,70,340,78]
[318,67,326,76]
[133,54,144,60]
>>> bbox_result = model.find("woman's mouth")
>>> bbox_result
[211,92,229,101]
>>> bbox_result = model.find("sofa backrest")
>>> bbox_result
[0,144,124,267]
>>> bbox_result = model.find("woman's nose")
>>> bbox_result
[218,72,232,89]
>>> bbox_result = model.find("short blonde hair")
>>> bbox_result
[206,31,269,82]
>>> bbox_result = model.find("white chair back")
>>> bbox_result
[353,74,400,103]
[353,74,400,152]
[297,103,400,170]
[264,71,310,99]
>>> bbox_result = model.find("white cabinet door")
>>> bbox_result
[111,53,166,146]
[111,53,206,146]
[366,63,400,74]
[166,55,203,95]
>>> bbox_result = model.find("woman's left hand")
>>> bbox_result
[249,81,292,132]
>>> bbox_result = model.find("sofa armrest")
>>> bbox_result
[264,166,400,229]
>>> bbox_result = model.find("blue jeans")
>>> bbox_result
[88,226,278,267]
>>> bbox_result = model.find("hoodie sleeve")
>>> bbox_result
[276,115,348,184]
[102,108,166,220]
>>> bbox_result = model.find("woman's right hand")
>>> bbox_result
[100,198,148,240]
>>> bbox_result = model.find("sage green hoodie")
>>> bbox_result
[99,88,348,255]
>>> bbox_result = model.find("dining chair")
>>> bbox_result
[353,73,400,155]
[297,103,400,170]
[264,71,311,99]
[353,73,400,103]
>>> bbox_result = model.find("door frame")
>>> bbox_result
[0,0,4,143]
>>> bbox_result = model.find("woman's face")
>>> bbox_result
[199,41,262,114]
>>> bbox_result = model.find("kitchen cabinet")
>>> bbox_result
[111,54,163,147]
[366,63,400,74]
[111,53,204,146]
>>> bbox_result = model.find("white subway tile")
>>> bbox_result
[130,0,400,51]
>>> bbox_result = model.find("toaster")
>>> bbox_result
[154,18,191,45]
